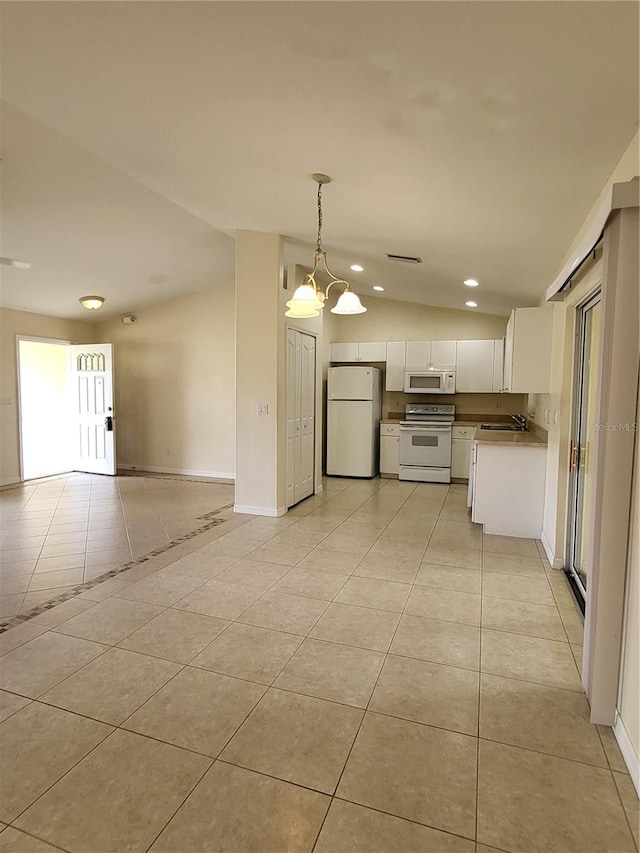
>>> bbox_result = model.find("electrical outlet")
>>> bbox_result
[257,403,269,416]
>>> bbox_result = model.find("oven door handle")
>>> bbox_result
[400,425,452,432]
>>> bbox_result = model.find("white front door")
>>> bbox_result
[70,343,116,475]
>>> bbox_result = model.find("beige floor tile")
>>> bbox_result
[310,602,400,652]
[483,534,540,558]
[34,554,84,573]
[0,702,112,823]
[20,587,78,613]
[0,690,31,723]
[405,585,481,627]
[38,542,85,559]
[30,597,97,628]
[0,632,107,698]
[0,826,62,851]
[191,622,302,684]
[0,570,32,595]
[274,638,384,707]
[28,567,84,590]
[238,591,328,634]
[559,604,585,644]
[353,553,420,584]
[77,577,133,602]
[477,739,636,853]
[268,528,329,548]
[15,729,211,853]
[390,615,480,671]
[598,724,631,773]
[315,799,475,853]
[481,596,566,641]
[55,597,164,645]
[571,642,584,672]
[124,666,265,756]
[221,688,362,793]
[248,541,312,566]
[114,573,204,606]
[336,576,410,613]
[214,558,290,589]
[481,629,582,691]
[613,771,640,848]
[40,647,181,724]
[298,548,363,574]
[482,571,555,606]
[173,578,264,619]
[162,551,237,579]
[483,552,545,577]
[370,654,479,735]
[423,543,483,570]
[119,608,229,663]
[480,673,608,765]
[0,594,25,618]
[150,761,328,853]
[415,563,481,594]
[0,622,48,656]
[337,712,477,838]
[273,567,349,600]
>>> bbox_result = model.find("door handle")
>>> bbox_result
[105,416,113,432]
[569,440,578,473]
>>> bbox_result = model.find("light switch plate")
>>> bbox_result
[256,403,269,415]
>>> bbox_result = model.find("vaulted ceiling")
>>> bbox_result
[1,1,638,321]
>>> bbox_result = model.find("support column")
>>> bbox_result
[234,230,287,516]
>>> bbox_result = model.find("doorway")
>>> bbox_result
[18,338,73,480]
[286,329,316,508]
[566,291,602,611]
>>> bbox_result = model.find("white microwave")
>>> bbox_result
[404,369,456,394]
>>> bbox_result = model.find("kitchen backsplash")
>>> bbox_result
[383,391,529,419]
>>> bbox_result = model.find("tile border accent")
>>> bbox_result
[0,504,234,633]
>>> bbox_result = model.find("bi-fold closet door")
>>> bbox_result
[286,329,316,508]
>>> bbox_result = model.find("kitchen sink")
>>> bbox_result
[480,423,528,432]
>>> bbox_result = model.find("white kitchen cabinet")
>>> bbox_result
[331,341,386,363]
[471,441,546,537]
[451,425,476,479]
[431,340,456,368]
[380,423,400,477]
[385,342,406,391]
[455,341,494,392]
[503,307,554,393]
[492,338,505,392]
[405,341,431,367]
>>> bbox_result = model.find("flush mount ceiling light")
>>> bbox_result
[285,174,366,318]
[0,257,31,269]
[79,295,105,310]
[464,278,479,287]
[465,300,478,308]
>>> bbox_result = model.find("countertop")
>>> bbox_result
[474,427,547,447]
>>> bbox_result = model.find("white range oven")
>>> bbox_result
[398,403,455,483]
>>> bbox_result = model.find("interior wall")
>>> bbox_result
[94,284,235,479]
[18,340,72,480]
[331,296,508,342]
[0,307,95,485]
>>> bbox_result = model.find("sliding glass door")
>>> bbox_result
[566,292,601,609]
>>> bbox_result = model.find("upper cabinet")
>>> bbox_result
[456,340,504,393]
[330,341,387,363]
[405,341,431,367]
[431,340,456,368]
[503,307,554,393]
[385,342,407,391]
[404,340,456,368]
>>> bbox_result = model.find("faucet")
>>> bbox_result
[508,413,527,431]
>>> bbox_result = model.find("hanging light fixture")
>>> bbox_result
[285,174,366,318]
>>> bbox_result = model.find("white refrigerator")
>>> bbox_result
[326,366,381,477]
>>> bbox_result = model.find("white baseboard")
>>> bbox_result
[614,713,640,795]
[541,531,564,568]
[234,504,287,518]
[118,464,234,483]
[314,484,324,495]
[0,477,21,488]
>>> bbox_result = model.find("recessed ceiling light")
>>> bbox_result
[463,278,479,287]
[0,257,31,269]
[372,285,385,292]
[350,264,364,272]
[465,300,478,308]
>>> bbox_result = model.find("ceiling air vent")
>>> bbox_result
[385,253,422,264]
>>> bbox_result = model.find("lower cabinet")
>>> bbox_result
[471,442,546,538]
[380,423,400,477]
[451,425,476,479]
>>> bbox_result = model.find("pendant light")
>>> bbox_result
[285,174,366,318]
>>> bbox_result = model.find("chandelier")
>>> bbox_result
[285,174,366,319]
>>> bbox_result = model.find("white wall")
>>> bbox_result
[95,284,235,479]
[0,307,95,485]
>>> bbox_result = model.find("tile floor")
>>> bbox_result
[0,474,638,852]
